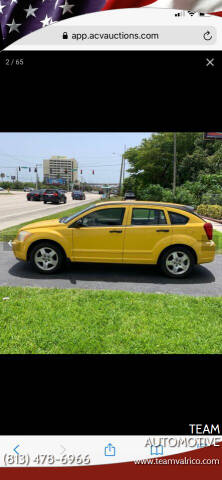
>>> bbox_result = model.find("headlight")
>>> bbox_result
[17,231,32,242]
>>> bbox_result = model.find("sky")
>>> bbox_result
[0,132,151,184]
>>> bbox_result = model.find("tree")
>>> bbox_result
[123,132,221,190]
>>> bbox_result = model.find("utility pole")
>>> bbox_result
[35,164,41,190]
[173,133,177,195]
[35,165,38,190]
[122,155,126,184]
[118,145,126,195]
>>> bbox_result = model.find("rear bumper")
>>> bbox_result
[44,198,59,202]
[197,240,215,264]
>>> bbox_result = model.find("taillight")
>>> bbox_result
[53,193,58,196]
[204,222,213,240]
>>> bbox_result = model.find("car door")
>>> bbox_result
[70,206,128,263]
[123,206,173,264]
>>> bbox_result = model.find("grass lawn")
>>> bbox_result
[0,287,222,354]
[213,230,222,254]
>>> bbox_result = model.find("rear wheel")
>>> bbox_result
[30,242,64,274]
[44,201,47,204]
[159,246,195,278]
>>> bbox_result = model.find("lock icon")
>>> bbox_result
[63,32,68,40]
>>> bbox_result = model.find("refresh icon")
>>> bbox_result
[203,30,213,41]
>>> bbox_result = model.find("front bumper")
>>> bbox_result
[12,239,27,261]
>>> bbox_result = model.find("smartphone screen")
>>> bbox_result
[0,3,221,478]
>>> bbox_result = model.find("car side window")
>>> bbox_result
[131,208,167,226]
[81,208,125,227]
[168,211,189,225]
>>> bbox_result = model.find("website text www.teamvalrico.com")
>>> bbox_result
[134,436,221,465]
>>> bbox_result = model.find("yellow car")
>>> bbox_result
[12,201,215,278]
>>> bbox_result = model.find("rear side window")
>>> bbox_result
[131,208,167,226]
[168,211,189,225]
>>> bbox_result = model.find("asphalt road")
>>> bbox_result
[0,191,100,230]
[0,248,222,296]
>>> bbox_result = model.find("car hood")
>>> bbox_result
[20,219,61,231]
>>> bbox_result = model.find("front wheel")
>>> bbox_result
[159,247,195,278]
[30,242,64,274]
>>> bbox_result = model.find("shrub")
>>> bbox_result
[137,184,196,206]
[173,188,196,206]
[197,204,222,220]
[201,193,222,206]
[136,184,164,201]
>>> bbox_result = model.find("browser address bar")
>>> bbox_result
[58,26,216,45]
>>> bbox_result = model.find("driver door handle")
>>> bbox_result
[109,230,123,233]
[156,229,170,232]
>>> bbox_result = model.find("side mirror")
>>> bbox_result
[73,218,83,228]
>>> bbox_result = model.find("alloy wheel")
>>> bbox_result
[34,247,59,272]
[165,250,190,275]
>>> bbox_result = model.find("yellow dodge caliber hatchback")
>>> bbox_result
[12,201,215,278]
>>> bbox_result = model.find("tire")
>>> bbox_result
[30,242,65,274]
[159,246,195,279]
[27,198,30,201]
[44,201,47,204]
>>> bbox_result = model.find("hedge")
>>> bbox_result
[197,204,222,220]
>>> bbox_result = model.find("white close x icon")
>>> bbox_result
[206,58,215,67]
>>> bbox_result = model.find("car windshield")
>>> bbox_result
[63,204,97,224]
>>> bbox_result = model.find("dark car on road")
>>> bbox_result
[43,189,67,204]
[27,189,46,201]
[72,190,86,200]
[124,191,136,200]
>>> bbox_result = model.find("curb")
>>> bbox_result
[203,216,222,224]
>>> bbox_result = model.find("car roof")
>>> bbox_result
[96,201,195,214]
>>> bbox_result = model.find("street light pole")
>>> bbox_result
[173,133,177,195]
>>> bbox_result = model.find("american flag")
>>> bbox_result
[0,0,222,49]
[0,0,105,47]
